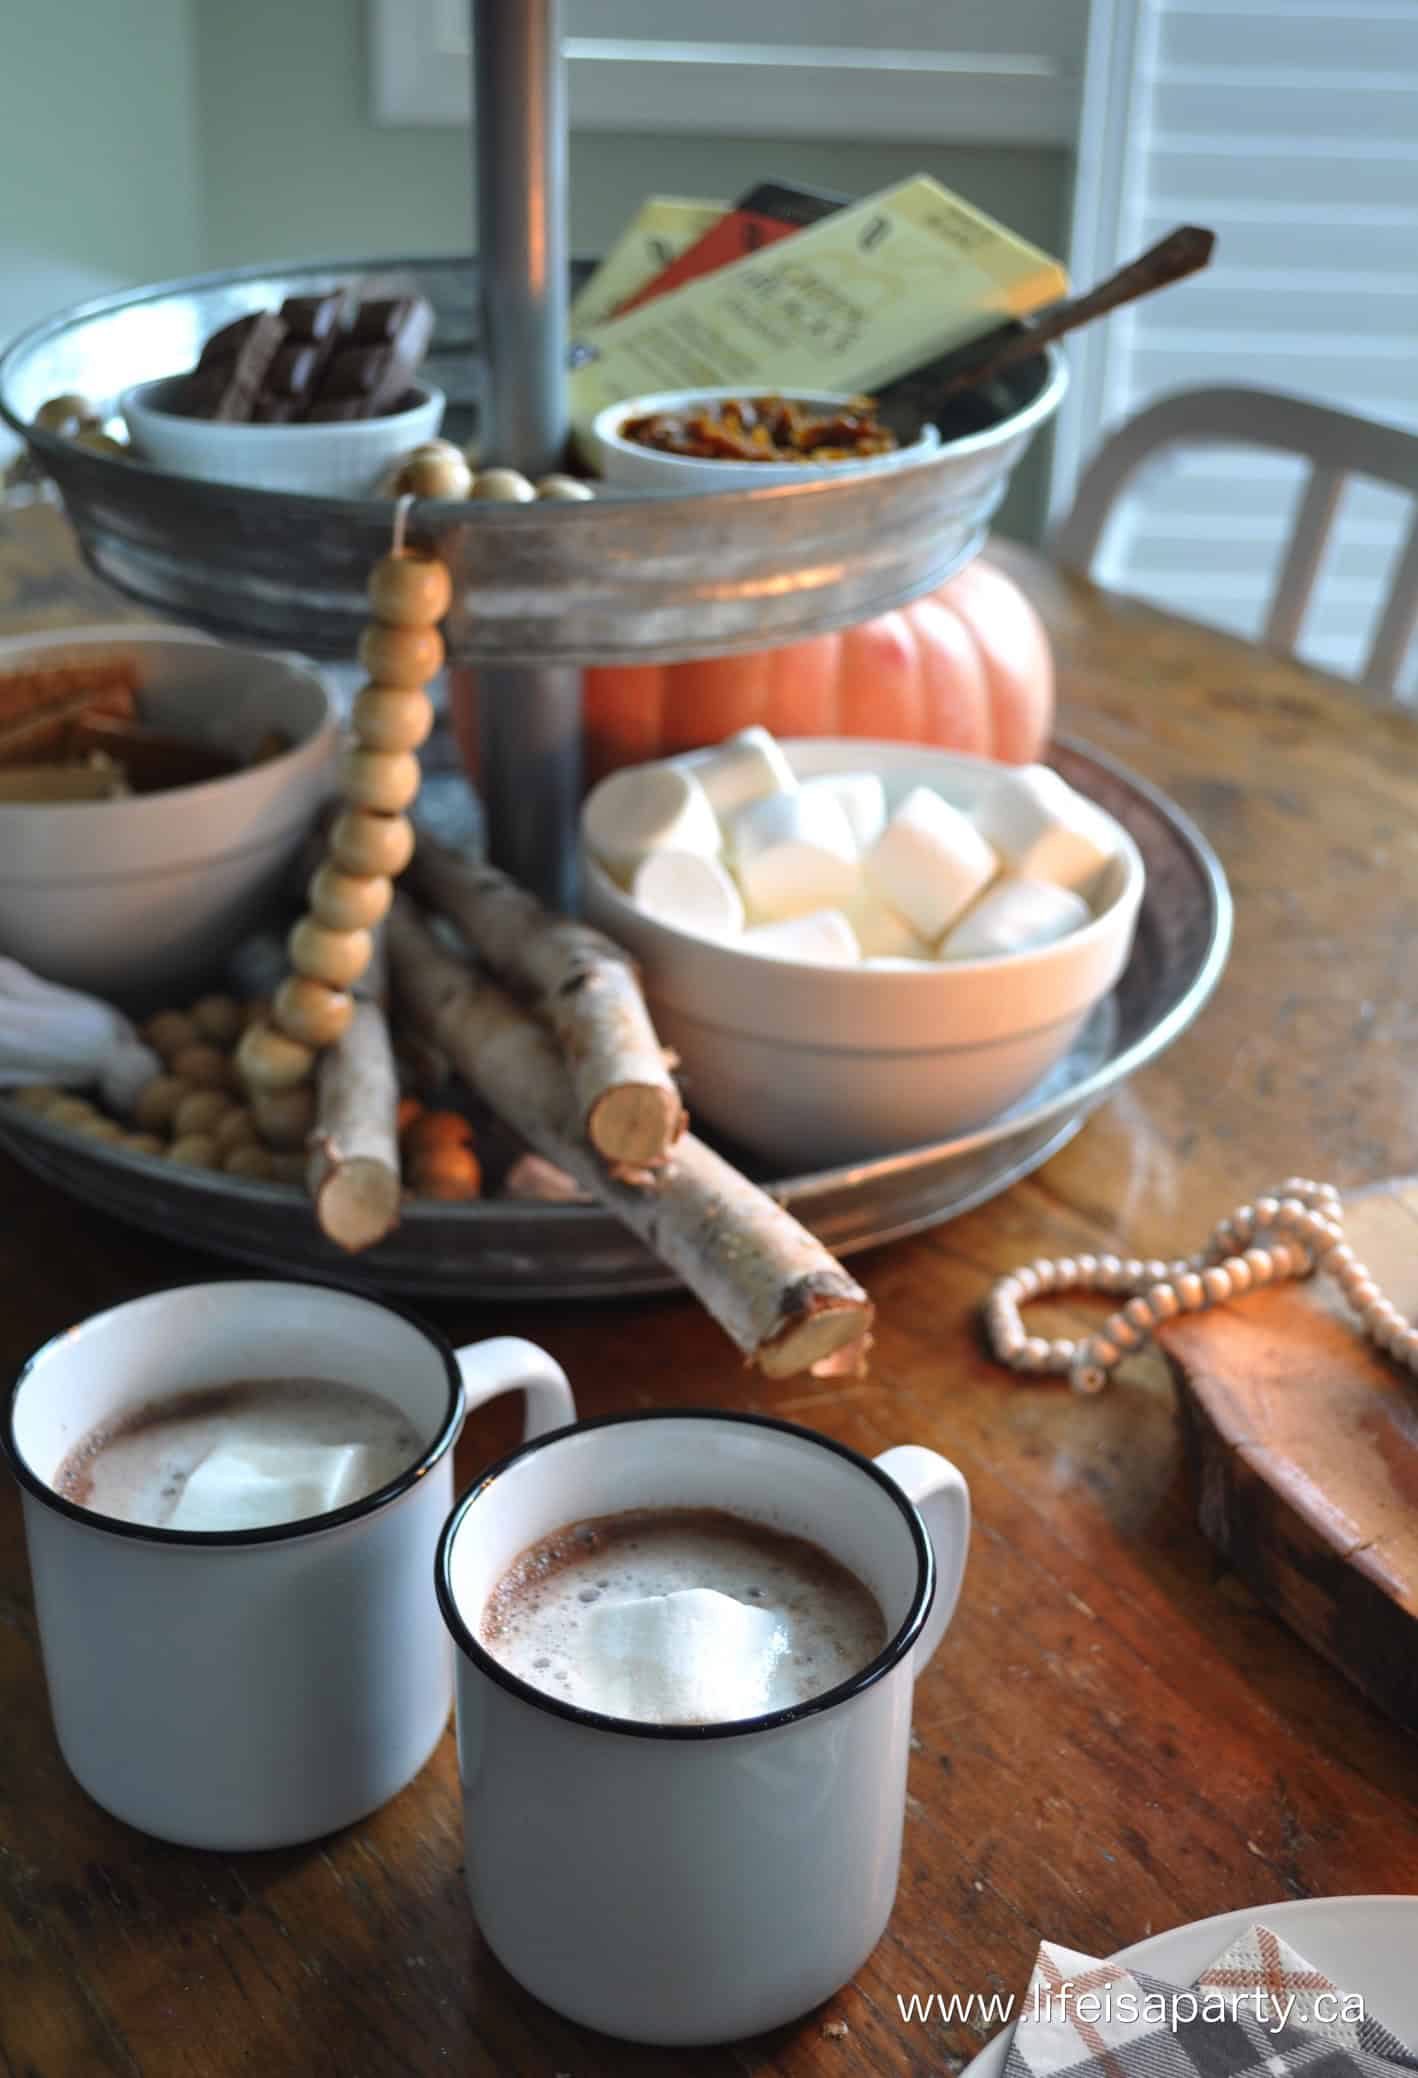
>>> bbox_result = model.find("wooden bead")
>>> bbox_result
[143,1010,200,1063]
[73,430,131,460]
[289,916,373,989]
[121,1132,165,1157]
[168,1133,220,1168]
[34,392,98,435]
[44,1097,97,1130]
[1123,1296,1155,1333]
[338,746,421,813]
[471,467,535,504]
[1201,1266,1233,1305]
[272,974,355,1049]
[329,808,415,878]
[356,622,443,688]
[213,1107,260,1154]
[351,685,434,752]
[367,549,453,627]
[173,1089,235,1138]
[236,1019,317,1091]
[191,994,244,1045]
[224,1145,276,1181]
[132,1074,188,1131]
[534,473,594,502]
[308,861,393,931]
[76,1115,125,1144]
[252,1085,316,1151]
[393,450,473,500]
[171,1043,235,1091]
[1176,1271,1204,1310]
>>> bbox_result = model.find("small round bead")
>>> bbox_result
[1176,1272,1205,1310]
[356,622,443,688]
[121,1132,165,1157]
[1120,1258,1146,1286]
[1013,1267,1040,1300]
[1051,1258,1079,1288]
[1221,1256,1252,1294]
[1141,1258,1170,1286]
[535,472,594,502]
[1145,1283,1180,1321]
[168,1133,220,1168]
[224,1144,277,1181]
[471,467,536,503]
[143,1009,200,1062]
[213,1107,260,1155]
[1088,1336,1120,1369]
[1347,1274,1380,1309]
[1243,1247,1274,1281]
[1074,1254,1099,1281]
[191,994,245,1045]
[1268,1243,1303,1279]
[1280,1177,1315,1200]
[329,808,415,878]
[1108,1316,1142,1350]
[173,1089,235,1138]
[308,861,393,931]
[351,685,434,752]
[34,391,98,435]
[132,1073,188,1131]
[289,916,373,990]
[393,450,474,500]
[1325,1242,1355,1274]
[1071,1363,1109,1396]
[338,746,421,814]
[272,974,355,1049]
[171,1043,235,1092]
[1020,1337,1053,1370]
[1050,1338,1077,1365]
[236,1020,316,1092]
[367,548,454,627]
[1202,1266,1233,1305]
[76,1115,125,1144]
[1123,1296,1156,1333]
[1254,1196,1280,1225]
[1096,1253,1123,1286]
[252,1085,316,1151]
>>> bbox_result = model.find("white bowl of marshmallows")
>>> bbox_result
[581,729,1145,1170]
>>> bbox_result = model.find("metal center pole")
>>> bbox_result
[471,0,581,909]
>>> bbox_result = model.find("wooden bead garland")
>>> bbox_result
[236,498,451,1100]
[983,1178,1418,1394]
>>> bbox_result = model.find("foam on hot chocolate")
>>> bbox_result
[54,1377,421,1533]
[480,1506,887,1726]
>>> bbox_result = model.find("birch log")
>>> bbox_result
[306,937,402,1252]
[388,898,871,1377]
[409,836,685,1170]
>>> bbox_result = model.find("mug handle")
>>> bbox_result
[454,1337,576,1440]
[873,1446,970,1676]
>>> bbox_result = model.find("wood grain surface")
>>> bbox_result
[1,503,1416,2078]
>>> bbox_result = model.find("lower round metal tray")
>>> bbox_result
[0,742,1230,1299]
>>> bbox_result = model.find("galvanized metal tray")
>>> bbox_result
[0,256,1064,664]
[0,742,1230,1299]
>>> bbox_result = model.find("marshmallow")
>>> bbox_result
[584,1588,790,1725]
[583,765,721,884]
[672,727,797,817]
[970,765,1117,893]
[939,876,1092,961]
[864,786,998,940]
[632,849,745,939]
[728,789,860,921]
[845,892,932,962]
[801,771,887,853]
[169,1442,375,1532]
[740,909,861,966]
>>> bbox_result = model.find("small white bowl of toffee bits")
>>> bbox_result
[589,387,940,492]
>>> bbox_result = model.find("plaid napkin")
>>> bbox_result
[1003,1924,1418,2078]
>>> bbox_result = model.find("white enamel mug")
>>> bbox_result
[436,1409,969,2045]
[2,1280,574,1851]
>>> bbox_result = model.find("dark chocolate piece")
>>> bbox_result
[179,310,288,422]
[307,297,434,421]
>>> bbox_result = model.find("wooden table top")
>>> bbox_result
[2,503,1416,2077]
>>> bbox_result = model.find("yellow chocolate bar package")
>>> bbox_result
[570,196,730,333]
[570,174,1067,437]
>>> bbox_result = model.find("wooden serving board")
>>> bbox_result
[1163,1179,1418,1736]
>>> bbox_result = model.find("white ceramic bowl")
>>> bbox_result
[120,378,444,497]
[589,388,940,493]
[0,624,338,1006]
[582,741,1146,1170]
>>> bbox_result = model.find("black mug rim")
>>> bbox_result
[1,1275,465,1549]
[435,1407,937,1743]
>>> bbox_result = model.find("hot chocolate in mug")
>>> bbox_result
[2,1280,575,1850]
[436,1408,970,2045]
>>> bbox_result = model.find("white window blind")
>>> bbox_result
[369,0,1086,145]
[1055,0,1418,687]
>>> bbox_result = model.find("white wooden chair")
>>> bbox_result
[1050,386,1418,698]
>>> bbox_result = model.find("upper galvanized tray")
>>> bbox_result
[0,741,1230,1299]
[0,256,1065,664]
